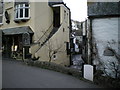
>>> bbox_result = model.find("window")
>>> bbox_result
[53,54,57,60]
[64,10,66,19]
[66,42,70,55]
[0,14,3,24]
[0,1,3,24]
[14,3,30,20]
[63,28,65,32]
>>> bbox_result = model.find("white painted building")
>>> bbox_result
[87,2,120,78]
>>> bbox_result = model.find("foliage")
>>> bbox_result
[46,39,63,64]
[94,70,120,88]
[26,60,84,80]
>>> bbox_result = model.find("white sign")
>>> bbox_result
[84,65,93,81]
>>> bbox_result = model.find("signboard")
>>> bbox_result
[22,32,30,46]
[84,64,94,81]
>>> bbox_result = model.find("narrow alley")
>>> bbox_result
[70,54,84,70]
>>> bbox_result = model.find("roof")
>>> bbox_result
[48,0,63,6]
[48,0,70,10]
[2,26,34,35]
[88,2,120,17]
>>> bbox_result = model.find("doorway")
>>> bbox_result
[53,7,60,28]
[2,35,23,59]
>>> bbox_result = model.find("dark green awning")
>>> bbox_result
[2,26,34,35]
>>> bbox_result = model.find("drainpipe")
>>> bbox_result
[69,10,73,65]
[89,17,93,65]
[12,37,14,58]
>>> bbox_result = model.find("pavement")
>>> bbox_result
[2,59,101,88]
[70,54,84,70]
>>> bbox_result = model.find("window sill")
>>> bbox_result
[14,18,30,23]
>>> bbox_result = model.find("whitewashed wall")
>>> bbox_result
[92,17,119,78]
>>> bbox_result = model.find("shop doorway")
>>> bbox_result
[2,26,34,60]
[2,35,23,59]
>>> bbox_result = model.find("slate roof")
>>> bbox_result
[48,0,63,6]
[2,26,34,35]
[88,2,120,17]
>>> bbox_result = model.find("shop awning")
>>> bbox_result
[2,26,34,35]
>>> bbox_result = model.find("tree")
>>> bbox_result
[102,47,120,78]
[45,38,63,64]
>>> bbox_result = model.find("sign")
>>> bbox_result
[84,64,94,81]
[22,32,30,46]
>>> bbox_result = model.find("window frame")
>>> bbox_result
[64,10,66,19]
[0,1,3,25]
[0,14,3,25]
[14,3,30,21]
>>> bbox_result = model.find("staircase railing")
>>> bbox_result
[32,18,66,57]
[34,23,63,54]
[34,22,53,45]
[31,23,53,53]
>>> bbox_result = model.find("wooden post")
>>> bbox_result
[11,37,14,58]
[23,48,25,60]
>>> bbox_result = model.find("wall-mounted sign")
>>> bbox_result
[22,32,30,46]
[84,64,94,81]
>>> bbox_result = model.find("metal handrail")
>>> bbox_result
[34,23,63,53]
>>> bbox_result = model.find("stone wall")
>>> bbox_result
[91,17,119,78]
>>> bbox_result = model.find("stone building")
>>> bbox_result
[0,0,71,66]
[87,2,120,78]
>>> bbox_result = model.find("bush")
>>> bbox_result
[26,60,83,80]
[94,70,120,88]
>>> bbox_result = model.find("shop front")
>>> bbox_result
[2,26,33,60]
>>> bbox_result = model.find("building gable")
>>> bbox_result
[88,2,120,17]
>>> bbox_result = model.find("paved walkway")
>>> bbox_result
[2,59,101,88]
[70,54,84,70]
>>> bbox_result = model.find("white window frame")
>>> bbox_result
[14,3,30,21]
[0,14,3,25]
[0,1,3,25]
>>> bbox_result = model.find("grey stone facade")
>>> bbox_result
[88,2,120,17]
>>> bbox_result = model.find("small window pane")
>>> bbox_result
[15,3,30,19]
[20,4,23,7]
[16,10,18,18]
[64,10,66,19]
[0,16,2,23]
[0,2,3,14]
[16,5,19,8]
[25,4,29,7]
[20,9,23,18]
[25,8,29,17]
